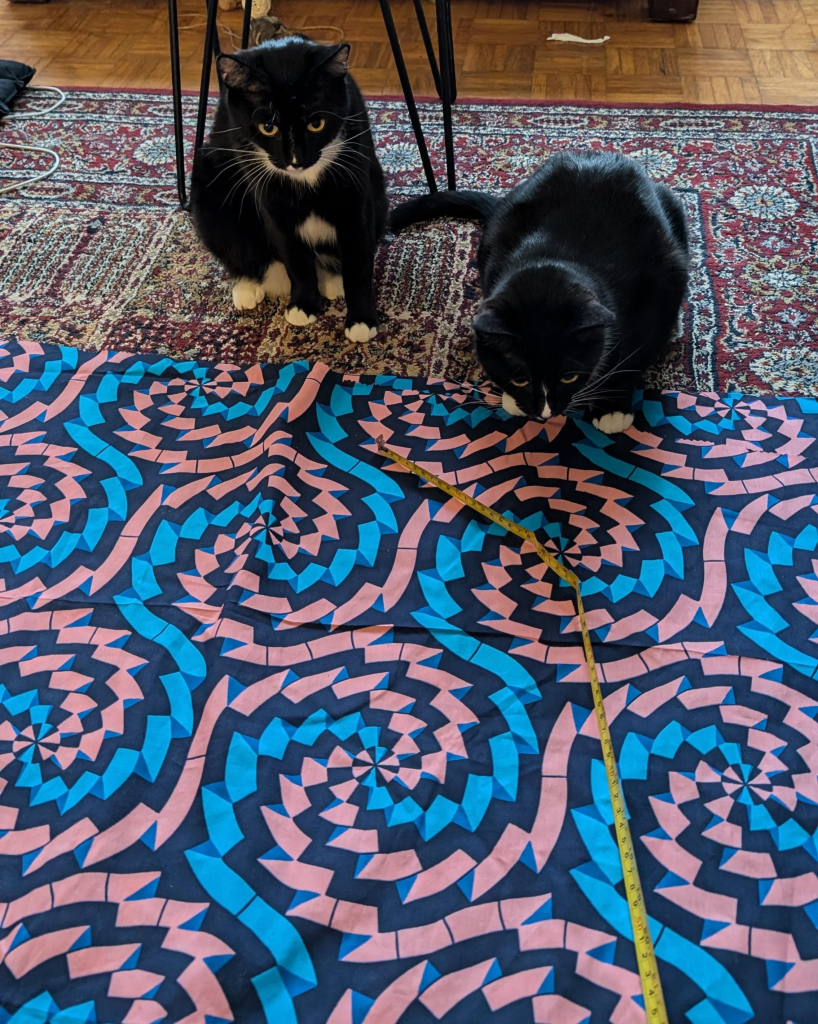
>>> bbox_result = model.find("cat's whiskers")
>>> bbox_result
[246,150,278,212]
[203,146,260,155]
[566,385,633,411]
[311,109,367,124]
[334,154,365,188]
[566,393,621,411]
[222,172,248,209]
[238,164,259,220]
[206,152,268,190]
[444,378,502,398]
[328,147,366,198]
[222,153,268,210]
[426,394,494,409]
[571,358,642,404]
[246,159,272,219]
[340,126,374,145]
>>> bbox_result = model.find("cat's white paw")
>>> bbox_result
[263,261,291,298]
[592,411,634,434]
[285,305,317,326]
[344,322,377,342]
[502,392,525,417]
[317,269,345,301]
[232,279,265,310]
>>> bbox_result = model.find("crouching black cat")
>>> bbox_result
[191,36,387,343]
[391,150,690,433]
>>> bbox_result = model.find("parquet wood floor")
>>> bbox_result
[1,0,817,104]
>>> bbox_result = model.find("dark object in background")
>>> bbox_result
[649,0,699,21]
[0,59,35,116]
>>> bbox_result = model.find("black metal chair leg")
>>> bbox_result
[167,0,187,207]
[241,0,253,48]
[436,0,456,189]
[378,0,438,193]
[412,0,442,98]
[193,0,220,174]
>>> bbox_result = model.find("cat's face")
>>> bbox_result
[217,37,351,184]
[473,268,615,420]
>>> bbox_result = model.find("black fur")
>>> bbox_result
[190,35,388,334]
[391,151,690,430]
[390,189,499,229]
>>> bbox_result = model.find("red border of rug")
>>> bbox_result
[58,84,818,114]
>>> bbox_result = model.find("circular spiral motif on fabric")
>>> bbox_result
[0,444,89,576]
[0,617,146,824]
[600,657,818,1019]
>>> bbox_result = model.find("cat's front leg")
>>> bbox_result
[280,237,324,326]
[588,388,635,435]
[337,222,378,343]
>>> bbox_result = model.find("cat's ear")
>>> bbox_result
[473,307,516,343]
[315,43,351,79]
[217,54,267,93]
[573,300,616,332]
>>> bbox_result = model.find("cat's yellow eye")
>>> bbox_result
[509,378,529,388]
[258,121,279,137]
[560,374,579,384]
[307,118,326,133]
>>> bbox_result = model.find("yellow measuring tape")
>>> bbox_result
[376,437,668,1023]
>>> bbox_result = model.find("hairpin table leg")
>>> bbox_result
[378,0,438,193]
[444,0,457,103]
[193,0,219,166]
[436,0,456,189]
[167,0,187,207]
[412,0,442,98]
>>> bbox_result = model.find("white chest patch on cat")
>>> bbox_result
[297,214,338,248]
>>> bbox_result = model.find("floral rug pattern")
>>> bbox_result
[0,91,817,392]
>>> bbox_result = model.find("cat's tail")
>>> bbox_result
[389,190,499,231]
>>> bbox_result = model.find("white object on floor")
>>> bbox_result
[547,32,610,44]
[0,143,60,195]
[0,86,65,196]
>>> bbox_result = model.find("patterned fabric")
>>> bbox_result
[1,338,818,1024]
[1,91,817,392]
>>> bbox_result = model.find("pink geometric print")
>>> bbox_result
[1,340,817,1024]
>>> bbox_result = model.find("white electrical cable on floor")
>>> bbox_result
[0,142,60,195]
[0,85,66,196]
[4,85,66,119]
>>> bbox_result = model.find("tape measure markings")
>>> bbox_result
[376,437,668,1024]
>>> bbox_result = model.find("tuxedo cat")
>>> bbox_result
[191,36,387,343]
[391,151,690,433]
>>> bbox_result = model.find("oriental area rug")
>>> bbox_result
[0,92,817,392]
